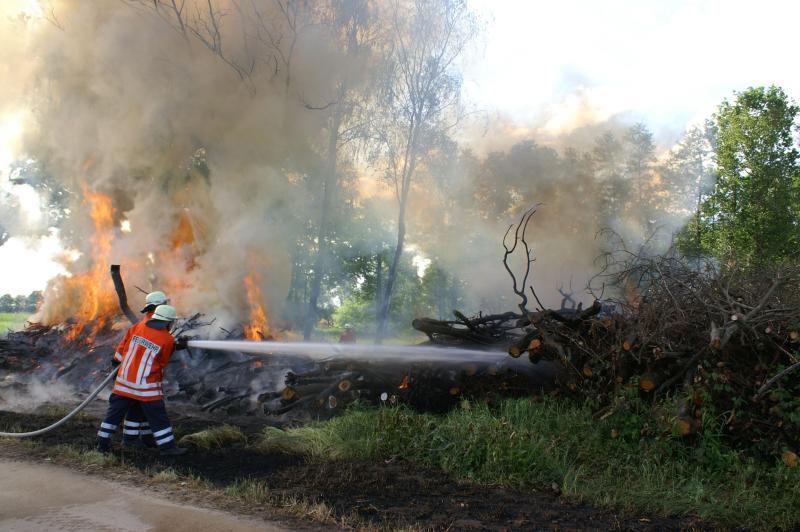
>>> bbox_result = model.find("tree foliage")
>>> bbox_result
[686,86,800,263]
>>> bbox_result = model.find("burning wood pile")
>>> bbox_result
[0,259,559,420]
[0,314,558,420]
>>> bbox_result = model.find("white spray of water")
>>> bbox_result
[189,339,534,367]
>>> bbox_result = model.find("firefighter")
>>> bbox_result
[96,304,189,456]
[339,324,357,344]
[122,291,170,448]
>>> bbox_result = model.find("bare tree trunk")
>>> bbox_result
[376,209,405,342]
[437,271,447,320]
[374,251,383,337]
[304,106,342,340]
[376,124,419,342]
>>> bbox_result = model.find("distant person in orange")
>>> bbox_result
[339,324,357,344]
[95,304,188,456]
[122,290,169,449]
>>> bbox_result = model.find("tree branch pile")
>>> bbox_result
[549,249,800,453]
[415,209,800,455]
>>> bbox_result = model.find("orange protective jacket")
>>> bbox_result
[112,320,175,401]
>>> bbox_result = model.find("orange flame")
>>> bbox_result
[62,187,118,343]
[243,273,269,340]
[169,211,196,251]
[398,375,410,390]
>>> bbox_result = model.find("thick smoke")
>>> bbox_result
[398,109,693,314]
[5,1,363,331]
[1,1,703,332]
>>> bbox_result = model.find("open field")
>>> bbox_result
[0,313,30,335]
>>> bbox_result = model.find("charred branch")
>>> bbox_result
[110,265,138,325]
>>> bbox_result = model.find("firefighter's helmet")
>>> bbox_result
[152,304,177,322]
[141,291,169,312]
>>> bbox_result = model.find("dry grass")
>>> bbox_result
[252,425,344,459]
[178,424,247,450]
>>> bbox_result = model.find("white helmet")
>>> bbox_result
[151,304,177,322]
[141,291,169,312]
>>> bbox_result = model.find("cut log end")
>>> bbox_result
[639,375,657,393]
[281,387,297,402]
[782,450,798,468]
[672,417,693,437]
[710,322,722,350]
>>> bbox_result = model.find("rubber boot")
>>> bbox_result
[95,438,111,454]
[141,434,158,448]
[121,437,146,449]
[159,445,187,457]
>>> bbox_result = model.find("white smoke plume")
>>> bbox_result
[2,1,368,332]
[1,1,703,332]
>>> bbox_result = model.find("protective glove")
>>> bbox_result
[174,336,190,351]
[111,358,121,367]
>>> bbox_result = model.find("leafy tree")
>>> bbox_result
[692,86,800,263]
[624,123,657,231]
[592,131,627,229]
[665,124,716,254]
[25,291,42,312]
[0,294,16,312]
[372,0,478,342]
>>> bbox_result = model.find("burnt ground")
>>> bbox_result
[0,409,720,531]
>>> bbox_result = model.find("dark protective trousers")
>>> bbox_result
[97,393,176,448]
[122,402,152,443]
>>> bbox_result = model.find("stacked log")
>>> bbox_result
[262,355,560,416]
[418,252,800,455]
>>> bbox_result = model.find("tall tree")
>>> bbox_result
[592,131,626,229]
[303,0,377,339]
[697,86,800,263]
[372,0,477,341]
[663,124,715,253]
[624,123,656,231]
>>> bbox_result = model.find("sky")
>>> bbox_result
[1,0,800,295]
[463,0,800,143]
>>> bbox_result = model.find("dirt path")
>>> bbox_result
[0,459,285,532]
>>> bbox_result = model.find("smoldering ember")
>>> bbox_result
[1,1,799,531]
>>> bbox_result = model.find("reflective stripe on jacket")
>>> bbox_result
[112,321,174,401]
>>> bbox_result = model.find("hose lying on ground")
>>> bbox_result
[0,368,117,438]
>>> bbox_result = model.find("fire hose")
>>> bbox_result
[0,368,118,438]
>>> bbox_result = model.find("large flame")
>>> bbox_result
[62,187,118,343]
[243,272,270,341]
[156,211,200,295]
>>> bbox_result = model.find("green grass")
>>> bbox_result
[0,312,30,335]
[255,398,800,530]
